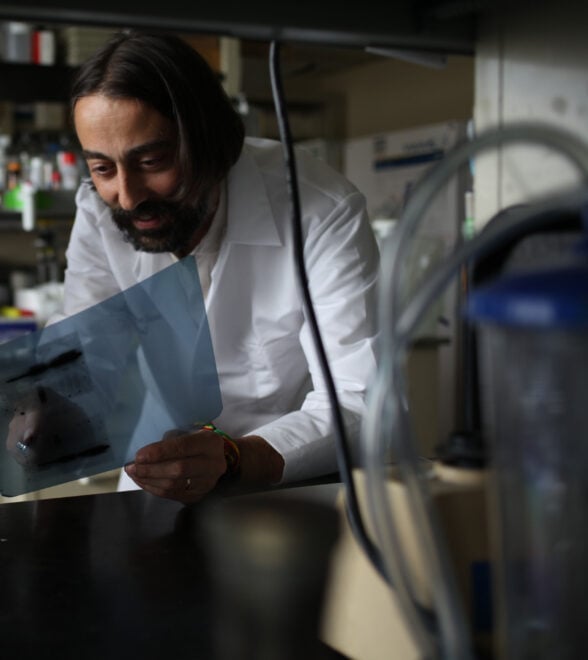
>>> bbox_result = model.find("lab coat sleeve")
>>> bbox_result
[50,184,123,323]
[44,184,136,410]
[248,189,380,483]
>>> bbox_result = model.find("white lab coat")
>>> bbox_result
[57,137,380,484]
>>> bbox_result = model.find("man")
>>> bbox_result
[9,30,379,503]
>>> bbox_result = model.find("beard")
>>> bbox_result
[110,195,213,255]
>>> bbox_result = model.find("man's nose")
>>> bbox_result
[117,172,147,211]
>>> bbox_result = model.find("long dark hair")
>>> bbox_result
[70,30,245,204]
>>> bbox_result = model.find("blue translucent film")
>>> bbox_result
[0,257,221,496]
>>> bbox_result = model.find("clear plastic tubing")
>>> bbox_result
[363,123,588,660]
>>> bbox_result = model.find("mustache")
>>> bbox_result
[111,200,179,224]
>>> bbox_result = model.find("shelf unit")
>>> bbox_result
[0,189,76,230]
[0,2,478,53]
[0,61,76,103]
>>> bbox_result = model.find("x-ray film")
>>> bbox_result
[0,257,222,496]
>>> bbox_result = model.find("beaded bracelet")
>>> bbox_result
[202,423,241,477]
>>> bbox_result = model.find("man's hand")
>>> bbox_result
[124,427,285,503]
[124,427,227,503]
[6,386,98,468]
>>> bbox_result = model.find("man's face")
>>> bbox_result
[74,95,210,256]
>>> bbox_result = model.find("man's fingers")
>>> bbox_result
[135,428,219,463]
[125,460,220,503]
[129,451,220,481]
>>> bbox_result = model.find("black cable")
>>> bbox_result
[268,40,387,579]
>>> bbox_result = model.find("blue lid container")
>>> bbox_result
[466,255,588,659]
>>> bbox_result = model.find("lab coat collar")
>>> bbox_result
[224,144,283,247]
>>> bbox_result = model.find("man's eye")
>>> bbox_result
[140,156,164,168]
[89,163,113,176]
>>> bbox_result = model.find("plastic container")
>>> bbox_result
[3,22,32,63]
[57,151,79,190]
[31,28,56,65]
[467,258,588,659]
[6,159,21,190]
[0,306,37,344]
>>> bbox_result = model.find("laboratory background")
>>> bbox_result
[0,19,474,501]
[0,1,587,659]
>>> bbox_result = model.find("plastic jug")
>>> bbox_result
[467,253,588,659]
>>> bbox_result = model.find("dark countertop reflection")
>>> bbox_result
[0,490,214,660]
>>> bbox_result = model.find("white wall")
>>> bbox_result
[474,2,588,225]
[324,55,474,140]
[285,53,474,140]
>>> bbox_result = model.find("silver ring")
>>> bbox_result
[185,477,191,490]
[16,441,29,453]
